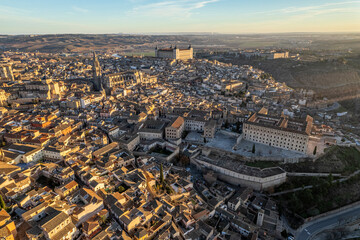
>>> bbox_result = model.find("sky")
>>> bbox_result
[0,0,359,34]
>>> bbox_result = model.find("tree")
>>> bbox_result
[99,215,107,225]
[235,121,241,133]
[0,195,5,209]
[313,146,317,155]
[224,120,229,128]
[237,91,245,98]
[327,173,334,186]
[179,155,190,166]
[289,193,301,213]
[203,138,207,143]
[301,189,314,205]
[281,230,288,238]
[118,186,125,193]
[252,144,256,154]
[160,163,164,186]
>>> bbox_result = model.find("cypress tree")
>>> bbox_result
[0,195,5,209]
[160,163,164,186]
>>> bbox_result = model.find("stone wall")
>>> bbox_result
[192,158,286,191]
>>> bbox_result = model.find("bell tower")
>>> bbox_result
[92,51,102,91]
[257,209,264,226]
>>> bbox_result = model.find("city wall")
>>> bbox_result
[201,146,306,164]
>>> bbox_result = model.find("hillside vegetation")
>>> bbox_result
[283,146,360,175]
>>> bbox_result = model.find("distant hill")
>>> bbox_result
[221,55,360,100]
[1,33,360,53]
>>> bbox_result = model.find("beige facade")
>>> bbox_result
[25,78,60,99]
[104,70,156,89]
[70,188,104,226]
[139,130,163,141]
[165,116,185,140]
[185,118,206,132]
[0,64,14,81]
[204,120,216,139]
[42,213,77,240]
[0,89,10,106]
[105,70,142,88]
[269,52,289,59]
[118,134,140,151]
[243,113,313,154]
[155,46,193,60]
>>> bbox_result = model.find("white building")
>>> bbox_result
[243,112,313,154]
[155,45,193,60]
[185,117,206,132]
[5,143,43,163]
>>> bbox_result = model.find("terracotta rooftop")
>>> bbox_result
[170,116,184,129]
[64,180,78,190]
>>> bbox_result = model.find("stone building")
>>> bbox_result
[0,209,16,240]
[0,63,14,82]
[185,117,207,132]
[243,112,313,154]
[138,120,166,141]
[0,89,11,106]
[104,70,157,89]
[204,120,217,139]
[155,45,193,60]
[165,116,185,140]
[0,54,14,81]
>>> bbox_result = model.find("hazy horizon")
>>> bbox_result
[1,31,360,36]
[1,0,359,35]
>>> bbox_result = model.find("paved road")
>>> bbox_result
[271,185,314,196]
[322,102,340,112]
[296,205,360,240]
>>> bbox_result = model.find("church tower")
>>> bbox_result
[257,209,264,226]
[93,51,102,91]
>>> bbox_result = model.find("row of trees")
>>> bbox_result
[156,164,172,194]
[285,174,339,218]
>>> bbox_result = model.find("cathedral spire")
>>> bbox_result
[92,51,102,91]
